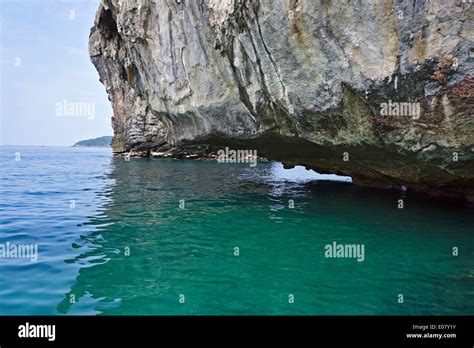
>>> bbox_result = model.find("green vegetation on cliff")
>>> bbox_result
[73,136,112,147]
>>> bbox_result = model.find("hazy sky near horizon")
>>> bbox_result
[1,0,113,146]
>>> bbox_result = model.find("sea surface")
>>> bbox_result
[0,146,473,315]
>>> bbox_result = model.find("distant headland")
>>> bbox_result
[73,136,112,148]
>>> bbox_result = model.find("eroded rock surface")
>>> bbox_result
[89,0,474,199]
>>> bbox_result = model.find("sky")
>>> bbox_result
[0,0,113,146]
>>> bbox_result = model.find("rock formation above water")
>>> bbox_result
[89,0,474,200]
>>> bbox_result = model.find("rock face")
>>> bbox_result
[89,0,474,200]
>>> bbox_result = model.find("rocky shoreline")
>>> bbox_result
[114,145,268,162]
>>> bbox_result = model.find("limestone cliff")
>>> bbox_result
[89,0,474,199]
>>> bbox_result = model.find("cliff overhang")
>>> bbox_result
[89,0,474,200]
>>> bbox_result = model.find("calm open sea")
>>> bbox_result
[0,146,472,315]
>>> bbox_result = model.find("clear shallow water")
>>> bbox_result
[0,146,473,315]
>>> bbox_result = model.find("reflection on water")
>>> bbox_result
[0,146,115,314]
[56,156,473,315]
[1,147,473,315]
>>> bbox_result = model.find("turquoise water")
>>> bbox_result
[0,146,473,315]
